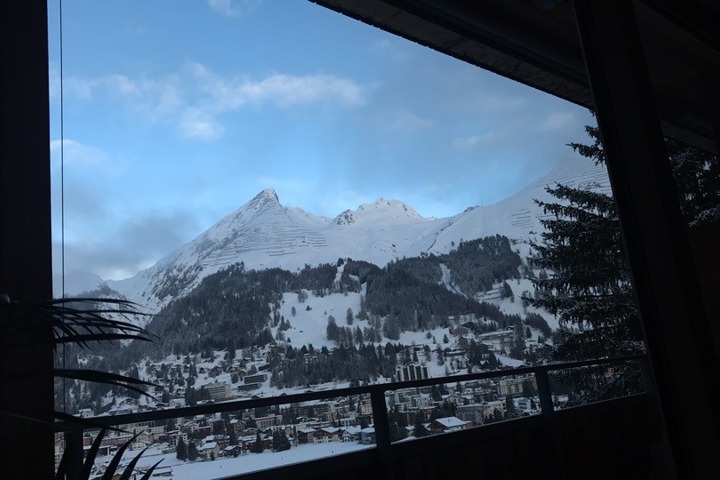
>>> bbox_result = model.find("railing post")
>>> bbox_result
[64,428,84,479]
[370,391,395,480]
[535,369,554,417]
[535,369,567,479]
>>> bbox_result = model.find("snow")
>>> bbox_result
[99,442,372,480]
[495,354,525,368]
[104,155,610,314]
[433,416,467,428]
[277,289,363,350]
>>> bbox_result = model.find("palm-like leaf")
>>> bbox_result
[55,369,158,399]
[100,431,140,480]
[138,460,164,480]
[1,296,160,479]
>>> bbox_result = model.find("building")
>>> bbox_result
[428,416,471,434]
[243,373,267,384]
[255,414,281,430]
[359,427,376,445]
[202,383,232,401]
[456,403,486,426]
[198,440,220,460]
[297,428,316,444]
[396,362,429,382]
[497,377,526,397]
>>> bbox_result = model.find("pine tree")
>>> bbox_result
[413,415,429,437]
[665,137,720,226]
[187,441,198,461]
[176,437,188,461]
[529,126,643,360]
[253,431,264,453]
[326,316,339,341]
[272,429,291,452]
[504,395,518,419]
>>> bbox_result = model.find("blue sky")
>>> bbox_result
[47,0,594,282]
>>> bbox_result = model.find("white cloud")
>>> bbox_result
[208,0,262,18]
[54,62,363,141]
[50,139,109,167]
[180,108,225,141]
[377,111,432,134]
[445,89,526,114]
[105,74,140,96]
[539,111,576,131]
[482,94,526,111]
[191,64,363,109]
[49,64,60,99]
[451,132,496,149]
[252,74,362,107]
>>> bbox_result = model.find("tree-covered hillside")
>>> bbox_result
[94,235,528,370]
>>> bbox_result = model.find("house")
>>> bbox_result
[428,416,471,434]
[455,403,486,426]
[342,426,361,442]
[297,428,316,444]
[450,326,471,336]
[147,466,173,477]
[255,414,281,429]
[359,427,375,445]
[315,426,342,442]
[229,418,246,435]
[198,440,219,460]
[223,445,241,457]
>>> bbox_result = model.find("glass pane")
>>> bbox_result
[48,3,648,477]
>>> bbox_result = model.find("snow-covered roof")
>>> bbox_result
[433,416,467,428]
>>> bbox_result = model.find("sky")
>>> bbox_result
[47,0,595,285]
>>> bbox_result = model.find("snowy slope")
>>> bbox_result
[108,156,610,311]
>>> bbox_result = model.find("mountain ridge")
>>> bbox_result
[103,156,609,311]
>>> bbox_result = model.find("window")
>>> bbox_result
[48,1,648,477]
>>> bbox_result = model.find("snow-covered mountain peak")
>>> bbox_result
[105,155,610,312]
[353,198,424,224]
[334,209,355,226]
[247,188,281,209]
[333,199,423,226]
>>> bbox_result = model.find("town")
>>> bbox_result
[57,326,567,477]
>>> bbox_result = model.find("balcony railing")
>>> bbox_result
[56,354,654,480]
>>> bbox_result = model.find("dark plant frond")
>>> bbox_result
[0,407,125,434]
[119,446,152,480]
[55,369,158,399]
[101,431,141,480]
[79,427,108,480]
[54,443,69,480]
[1,297,155,350]
[138,460,164,480]
[54,333,154,347]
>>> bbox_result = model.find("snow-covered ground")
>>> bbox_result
[277,287,363,350]
[99,442,372,480]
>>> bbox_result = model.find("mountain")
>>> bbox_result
[107,156,610,311]
[53,270,106,297]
